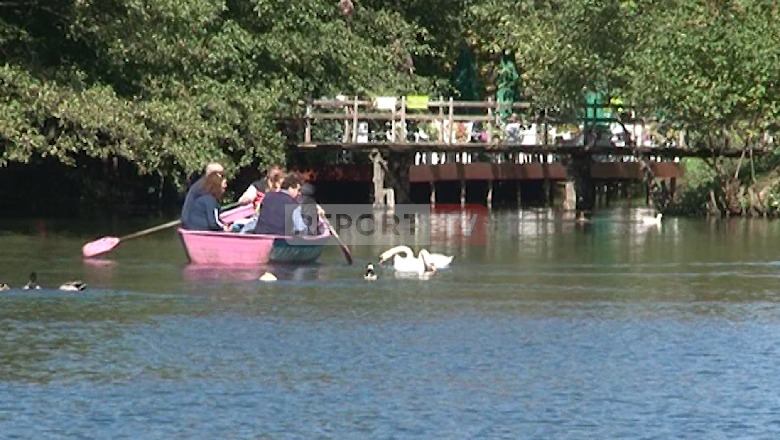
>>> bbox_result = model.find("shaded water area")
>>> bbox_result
[2,209,780,438]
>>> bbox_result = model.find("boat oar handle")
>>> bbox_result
[318,204,353,265]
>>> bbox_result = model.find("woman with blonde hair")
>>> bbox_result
[238,164,286,208]
[236,165,287,232]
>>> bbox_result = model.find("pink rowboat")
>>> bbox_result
[178,205,331,265]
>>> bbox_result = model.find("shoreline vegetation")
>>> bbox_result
[2,1,780,217]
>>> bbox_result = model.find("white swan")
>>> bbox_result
[392,253,438,279]
[378,246,452,272]
[418,249,453,268]
[641,213,663,225]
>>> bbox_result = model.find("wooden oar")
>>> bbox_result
[82,219,182,258]
[318,205,353,265]
[82,202,241,258]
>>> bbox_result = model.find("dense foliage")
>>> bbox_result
[2,0,780,214]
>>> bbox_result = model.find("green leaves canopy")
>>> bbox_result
[3,0,780,189]
[0,0,443,186]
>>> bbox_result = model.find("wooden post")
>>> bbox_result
[437,96,444,142]
[372,149,385,209]
[563,181,576,211]
[304,104,312,144]
[486,97,493,144]
[342,98,350,142]
[435,96,444,164]
[447,97,454,144]
[352,96,359,143]
[391,98,397,142]
[460,178,466,207]
[447,97,454,162]
[400,96,407,144]
[487,180,493,209]
[516,181,522,207]
[543,178,551,207]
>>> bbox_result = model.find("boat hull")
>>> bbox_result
[178,229,330,265]
[178,205,330,265]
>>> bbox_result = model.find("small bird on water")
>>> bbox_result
[23,272,41,290]
[0,283,10,291]
[59,281,87,292]
[364,263,377,281]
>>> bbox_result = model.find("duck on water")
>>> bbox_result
[7,272,87,291]
[364,264,378,281]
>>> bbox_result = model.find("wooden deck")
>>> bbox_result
[292,162,684,183]
[287,97,747,208]
[295,97,752,158]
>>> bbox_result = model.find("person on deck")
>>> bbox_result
[183,172,230,231]
[252,173,303,236]
[181,162,224,227]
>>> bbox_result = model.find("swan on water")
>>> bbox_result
[392,254,438,280]
[418,253,437,280]
[364,264,378,281]
[641,213,663,225]
[0,283,9,291]
[378,246,452,272]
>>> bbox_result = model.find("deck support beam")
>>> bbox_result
[386,152,412,205]
[516,181,522,207]
[569,153,596,213]
[486,180,493,209]
[371,149,395,210]
[460,178,466,207]
[563,181,576,211]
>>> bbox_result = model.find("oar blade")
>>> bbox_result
[82,237,121,258]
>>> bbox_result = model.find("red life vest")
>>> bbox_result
[253,191,266,212]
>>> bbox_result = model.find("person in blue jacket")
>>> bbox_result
[181,162,224,226]
[253,173,303,236]
[182,172,229,231]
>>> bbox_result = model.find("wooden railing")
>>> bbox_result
[302,96,540,145]
[295,97,778,161]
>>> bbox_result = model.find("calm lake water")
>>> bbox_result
[2,208,780,438]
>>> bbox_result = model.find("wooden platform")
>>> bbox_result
[297,141,743,158]
[292,162,684,183]
[295,97,754,158]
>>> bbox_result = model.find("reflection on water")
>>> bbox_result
[181,264,332,283]
[2,209,780,437]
